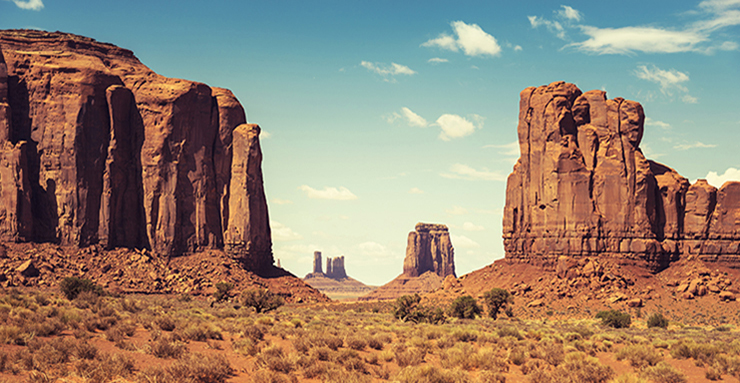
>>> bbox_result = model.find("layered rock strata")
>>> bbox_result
[503,81,740,270]
[403,223,456,278]
[0,30,273,273]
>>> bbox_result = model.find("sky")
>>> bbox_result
[2,0,739,285]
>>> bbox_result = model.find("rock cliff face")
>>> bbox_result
[503,81,740,271]
[0,30,273,273]
[403,223,456,278]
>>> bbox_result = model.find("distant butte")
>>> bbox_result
[303,251,376,300]
[360,223,456,301]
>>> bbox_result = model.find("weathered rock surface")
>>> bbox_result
[503,81,740,271]
[403,223,456,278]
[0,30,274,273]
[361,222,457,301]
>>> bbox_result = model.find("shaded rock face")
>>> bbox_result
[313,251,323,274]
[0,30,272,272]
[403,223,456,278]
[503,81,740,270]
[305,251,347,280]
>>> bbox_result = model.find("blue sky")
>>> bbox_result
[3,0,739,285]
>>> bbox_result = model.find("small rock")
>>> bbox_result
[626,298,643,308]
[719,291,736,302]
[527,299,544,308]
[681,292,695,300]
[16,260,39,278]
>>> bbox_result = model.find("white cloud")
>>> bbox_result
[440,164,506,181]
[529,15,566,39]
[9,0,43,10]
[428,57,449,63]
[270,198,293,205]
[422,21,502,57]
[705,167,740,188]
[451,234,480,249]
[644,117,671,130]
[357,241,394,258]
[408,187,425,195]
[260,130,272,139]
[446,206,469,215]
[435,114,481,141]
[270,221,303,241]
[483,141,520,156]
[400,107,428,127]
[462,222,485,231]
[634,64,697,103]
[558,5,582,21]
[572,26,707,54]
[674,141,717,150]
[298,185,358,200]
[514,45,523,51]
[361,61,416,81]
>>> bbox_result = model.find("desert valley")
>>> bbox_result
[1,1,740,382]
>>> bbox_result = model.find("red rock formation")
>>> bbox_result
[403,223,456,278]
[0,30,274,273]
[503,81,740,270]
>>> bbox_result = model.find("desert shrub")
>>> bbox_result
[440,342,475,370]
[616,344,663,368]
[541,340,565,366]
[59,277,103,300]
[75,353,135,382]
[496,326,522,340]
[346,335,367,351]
[243,323,266,341]
[241,289,284,313]
[368,335,385,350]
[256,346,294,373]
[706,364,723,381]
[474,347,509,372]
[213,282,234,303]
[596,310,631,329]
[74,342,98,360]
[477,370,506,383]
[449,295,481,319]
[483,288,513,319]
[395,346,427,367]
[168,353,233,383]
[647,313,669,329]
[233,337,263,356]
[180,322,223,342]
[528,352,613,383]
[508,347,527,366]
[452,329,478,343]
[393,295,445,324]
[393,365,469,383]
[322,368,373,383]
[157,316,177,331]
[641,362,687,383]
[150,334,187,359]
[670,340,721,364]
[248,369,297,383]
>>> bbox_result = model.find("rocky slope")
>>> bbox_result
[361,223,455,300]
[503,81,740,271]
[0,30,326,302]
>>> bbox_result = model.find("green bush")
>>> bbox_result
[596,310,631,329]
[241,289,284,313]
[59,277,103,300]
[647,313,669,329]
[483,288,513,319]
[392,295,445,324]
[448,295,481,319]
[213,282,234,303]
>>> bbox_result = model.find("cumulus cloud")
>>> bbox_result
[400,107,428,127]
[451,234,481,249]
[558,5,582,21]
[357,241,395,258]
[422,21,502,57]
[462,222,485,231]
[635,64,697,103]
[435,114,481,141]
[644,117,671,130]
[446,206,469,215]
[533,2,740,55]
[440,164,506,181]
[361,61,416,82]
[298,185,358,200]
[408,187,425,194]
[260,130,272,139]
[673,141,717,150]
[8,0,43,10]
[270,221,303,241]
[428,57,449,63]
[705,167,740,188]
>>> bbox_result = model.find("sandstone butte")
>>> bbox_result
[303,251,376,300]
[0,30,327,302]
[503,81,740,270]
[361,223,456,300]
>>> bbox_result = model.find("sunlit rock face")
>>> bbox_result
[0,30,273,273]
[503,81,740,271]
